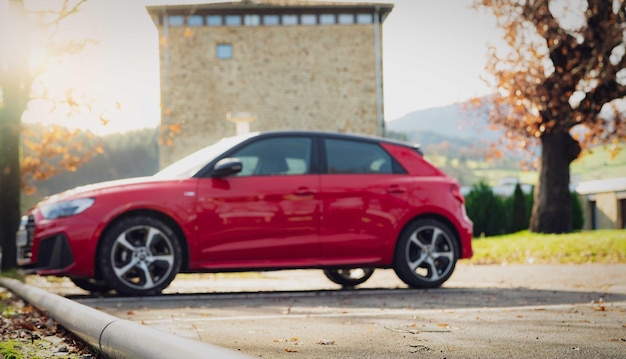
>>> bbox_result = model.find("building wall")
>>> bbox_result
[158,23,381,166]
[596,192,619,229]
[584,192,621,230]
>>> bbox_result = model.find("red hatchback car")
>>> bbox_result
[17,130,472,295]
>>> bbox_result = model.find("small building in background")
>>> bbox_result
[147,0,393,167]
[576,177,626,230]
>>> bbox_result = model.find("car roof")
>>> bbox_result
[249,130,421,151]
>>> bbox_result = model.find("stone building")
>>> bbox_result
[146,0,394,166]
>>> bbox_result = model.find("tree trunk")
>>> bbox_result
[0,0,30,270]
[529,131,581,233]
[0,119,22,270]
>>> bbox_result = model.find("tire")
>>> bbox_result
[70,277,112,293]
[98,215,182,296]
[393,218,459,289]
[323,267,375,287]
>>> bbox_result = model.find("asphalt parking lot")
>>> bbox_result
[27,263,626,358]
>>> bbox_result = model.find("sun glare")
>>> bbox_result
[9,0,161,136]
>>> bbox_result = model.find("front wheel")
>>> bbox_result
[393,218,459,289]
[323,267,375,287]
[98,216,182,296]
[70,277,112,293]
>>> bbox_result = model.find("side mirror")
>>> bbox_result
[212,158,242,178]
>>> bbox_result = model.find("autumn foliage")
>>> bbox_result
[20,125,103,194]
[475,0,626,149]
[473,0,626,233]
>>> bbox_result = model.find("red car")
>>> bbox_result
[17,131,472,296]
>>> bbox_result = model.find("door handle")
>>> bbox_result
[387,185,406,194]
[294,187,315,196]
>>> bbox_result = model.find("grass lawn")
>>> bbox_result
[463,230,626,265]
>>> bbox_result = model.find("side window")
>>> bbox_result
[324,139,393,174]
[229,137,312,177]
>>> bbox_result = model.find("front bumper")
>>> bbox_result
[16,215,75,274]
[18,234,75,274]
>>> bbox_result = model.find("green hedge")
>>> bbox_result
[465,181,583,236]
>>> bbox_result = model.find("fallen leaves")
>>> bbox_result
[591,298,607,312]
[272,336,337,353]
[408,344,431,353]
[273,337,298,343]
[0,287,99,358]
[273,337,301,353]
[316,339,335,345]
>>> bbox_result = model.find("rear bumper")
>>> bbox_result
[458,206,474,259]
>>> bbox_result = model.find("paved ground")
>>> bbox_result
[27,263,626,358]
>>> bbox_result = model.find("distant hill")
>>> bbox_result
[384,100,531,186]
[385,100,518,169]
[386,101,502,144]
[384,100,625,188]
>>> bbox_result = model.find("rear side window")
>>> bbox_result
[324,139,395,174]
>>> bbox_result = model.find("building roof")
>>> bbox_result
[147,0,394,16]
[575,177,626,195]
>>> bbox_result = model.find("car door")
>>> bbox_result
[195,135,320,266]
[319,137,414,262]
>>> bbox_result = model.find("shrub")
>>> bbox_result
[465,181,508,237]
[509,182,528,232]
[467,181,583,236]
[572,191,584,230]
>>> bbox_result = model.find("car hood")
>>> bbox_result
[37,176,177,206]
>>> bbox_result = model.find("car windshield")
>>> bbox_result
[154,133,257,178]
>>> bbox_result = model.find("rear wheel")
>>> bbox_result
[393,218,458,289]
[98,215,182,296]
[323,267,375,287]
[70,277,112,293]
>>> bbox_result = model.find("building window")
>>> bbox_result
[282,14,298,25]
[319,14,335,25]
[206,15,222,26]
[338,14,354,24]
[187,15,203,26]
[301,14,316,25]
[225,15,241,26]
[217,44,233,59]
[356,13,373,24]
[244,14,260,26]
[263,14,279,25]
[168,15,184,26]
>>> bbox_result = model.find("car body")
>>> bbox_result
[17,130,472,295]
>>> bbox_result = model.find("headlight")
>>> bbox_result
[39,198,95,219]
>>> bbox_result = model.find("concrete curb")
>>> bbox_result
[0,277,252,359]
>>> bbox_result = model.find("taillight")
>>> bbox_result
[450,183,465,204]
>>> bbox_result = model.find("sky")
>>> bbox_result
[7,0,503,135]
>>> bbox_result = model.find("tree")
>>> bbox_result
[0,0,92,270]
[474,0,626,233]
[0,0,31,271]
